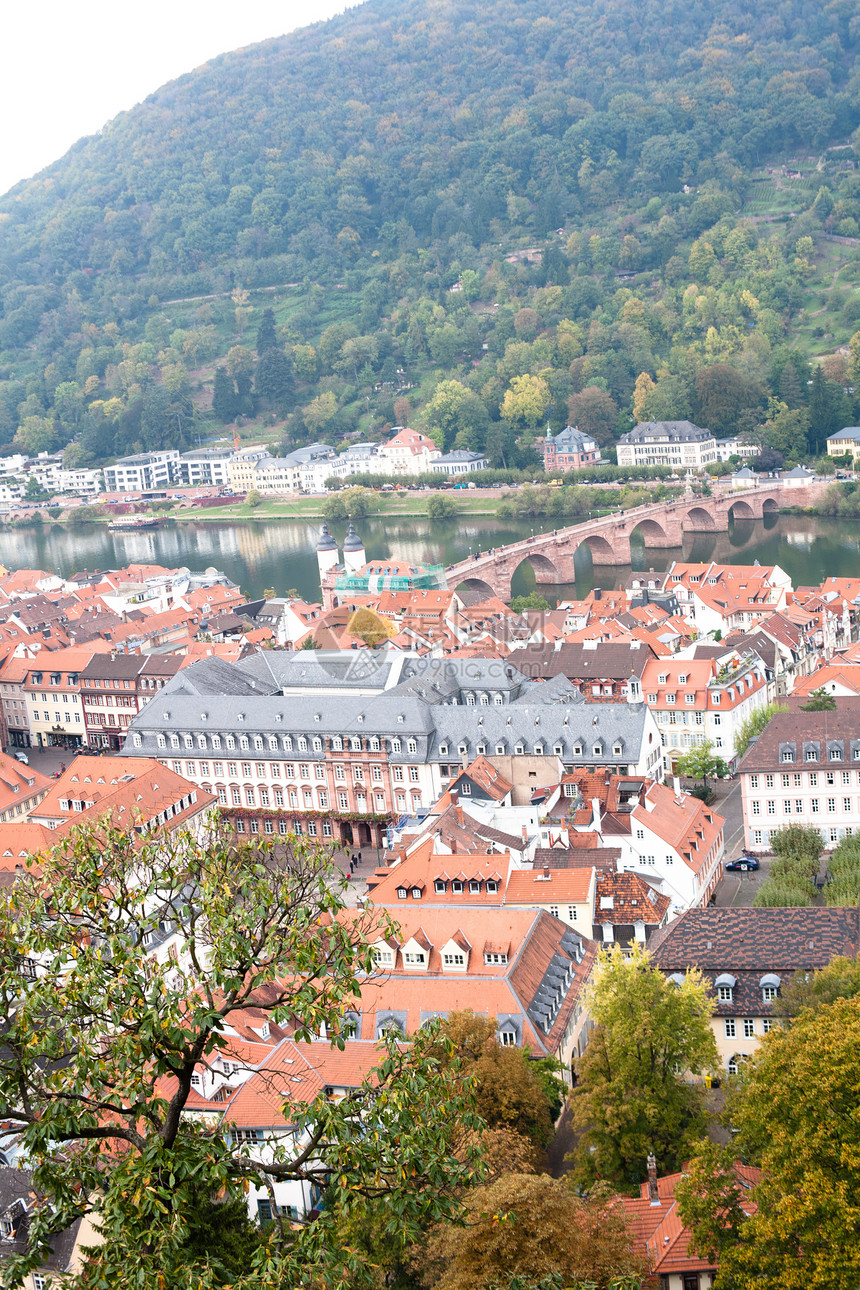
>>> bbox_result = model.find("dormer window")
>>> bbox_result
[486,880,498,894]
[396,887,408,900]
[452,880,463,894]
[678,674,687,684]
[411,887,422,899]
[469,880,481,893]
[403,951,425,965]
[781,750,794,763]
[685,694,695,705]
[666,693,676,705]
[434,879,446,894]
[806,750,817,762]
[372,946,395,967]
[718,985,733,1002]
[829,748,842,761]
[658,674,668,684]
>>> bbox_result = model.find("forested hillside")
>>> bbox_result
[0,0,859,471]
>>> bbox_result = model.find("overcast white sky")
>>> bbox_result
[0,1,353,196]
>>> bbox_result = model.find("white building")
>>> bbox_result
[377,428,441,476]
[642,653,769,767]
[737,700,860,852]
[429,449,487,475]
[103,451,180,493]
[616,421,717,471]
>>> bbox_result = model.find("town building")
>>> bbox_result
[123,654,664,849]
[735,698,860,851]
[80,653,184,751]
[826,425,860,463]
[641,652,769,766]
[649,906,860,1073]
[0,1166,102,1284]
[616,421,717,471]
[103,451,180,493]
[618,1154,760,1290]
[541,425,601,472]
[661,561,792,635]
[514,640,656,700]
[376,428,441,476]
[0,752,52,823]
[429,449,488,475]
[23,648,99,751]
[0,652,38,749]
[358,903,596,1076]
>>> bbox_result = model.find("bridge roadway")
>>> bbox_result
[446,478,830,602]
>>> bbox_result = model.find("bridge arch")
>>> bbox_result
[682,506,717,532]
[578,533,619,564]
[728,498,756,521]
[630,517,670,546]
[761,495,779,514]
[454,576,500,605]
[515,550,562,585]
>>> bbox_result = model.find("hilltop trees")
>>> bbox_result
[0,821,482,1289]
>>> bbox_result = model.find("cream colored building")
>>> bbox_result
[650,906,860,1075]
[826,426,860,462]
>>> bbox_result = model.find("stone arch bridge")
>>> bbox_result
[448,480,828,603]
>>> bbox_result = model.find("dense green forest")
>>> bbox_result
[1,0,860,472]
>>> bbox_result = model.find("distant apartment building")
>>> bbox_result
[80,653,183,751]
[827,426,860,463]
[226,446,273,492]
[103,451,180,493]
[176,447,235,487]
[377,428,441,476]
[541,425,601,472]
[429,449,488,475]
[616,421,717,471]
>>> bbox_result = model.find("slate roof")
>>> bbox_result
[514,641,655,681]
[649,906,860,1004]
[735,699,860,773]
[0,1166,84,1272]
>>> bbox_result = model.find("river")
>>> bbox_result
[0,512,855,604]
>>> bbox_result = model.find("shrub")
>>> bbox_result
[753,878,815,908]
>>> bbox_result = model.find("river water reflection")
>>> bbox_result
[0,511,855,605]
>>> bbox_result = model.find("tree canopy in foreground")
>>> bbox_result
[0,820,482,1289]
[677,994,860,1289]
[571,944,717,1189]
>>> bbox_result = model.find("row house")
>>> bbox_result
[0,651,41,749]
[23,648,99,751]
[514,639,656,701]
[650,906,860,1074]
[641,652,768,766]
[81,654,183,751]
[736,698,860,852]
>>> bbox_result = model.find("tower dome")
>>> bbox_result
[316,521,340,581]
[343,522,366,573]
[316,522,337,552]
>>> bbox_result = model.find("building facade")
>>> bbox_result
[616,421,717,471]
[103,451,180,493]
[541,425,601,472]
[736,699,860,851]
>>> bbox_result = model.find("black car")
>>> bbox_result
[725,855,760,872]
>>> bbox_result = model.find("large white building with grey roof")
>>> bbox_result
[122,652,663,850]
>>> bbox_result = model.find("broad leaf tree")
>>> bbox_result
[571,944,717,1189]
[0,821,482,1289]
[677,996,860,1289]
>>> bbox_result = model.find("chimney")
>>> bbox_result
[521,825,528,844]
[647,1153,660,1206]
[591,797,602,834]
[450,789,459,807]
[672,775,682,798]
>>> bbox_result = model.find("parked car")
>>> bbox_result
[12,751,29,765]
[725,854,759,872]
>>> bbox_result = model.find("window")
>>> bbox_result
[743,1018,755,1038]
[806,749,817,762]
[845,798,853,813]
[762,985,777,1002]
[762,1018,772,1034]
[724,1018,736,1037]
[727,1056,738,1075]
[750,775,759,789]
[781,751,793,763]
[811,799,820,813]
[442,952,465,966]
[434,880,446,894]
[767,800,775,815]
[499,1030,517,1046]
[828,798,836,813]
[752,801,760,816]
